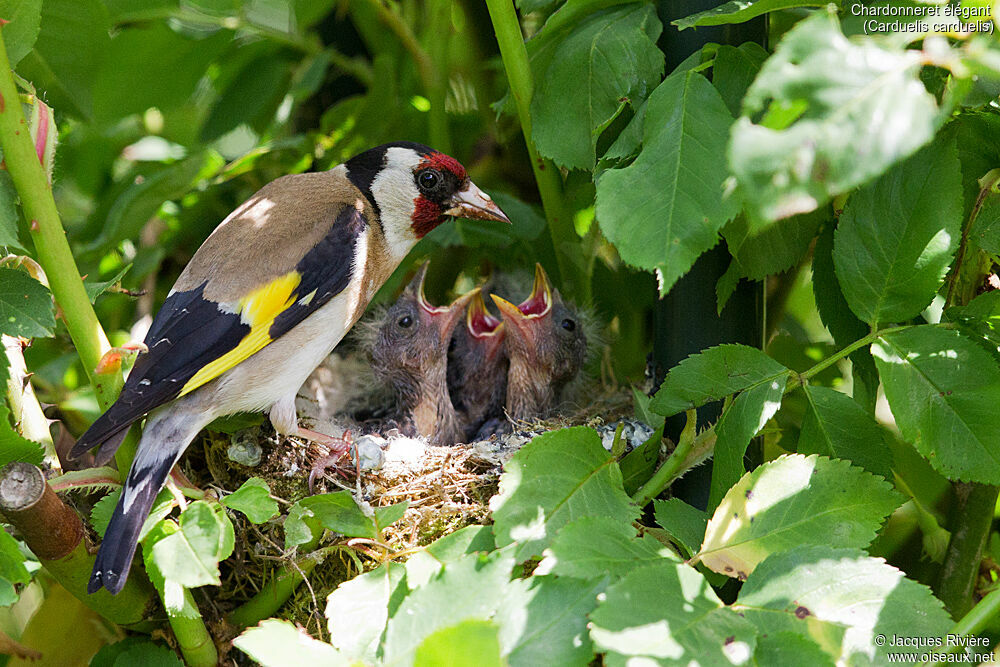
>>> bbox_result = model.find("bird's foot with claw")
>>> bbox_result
[302,428,354,492]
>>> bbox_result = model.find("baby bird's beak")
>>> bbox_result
[490,263,554,353]
[465,291,506,360]
[444,182,511,224]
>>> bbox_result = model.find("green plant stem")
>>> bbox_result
[633,323,923,506]
[0,29,115,391]
[923,587,1000,666]
[47,466,121,493]
[167,589,218,667]
[425,0,452,152]
[938,483,998,618]
[227,532,323,628]
[935,176,1000,618]
[485,0,588,303]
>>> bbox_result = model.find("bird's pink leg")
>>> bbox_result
[299,428,353,493]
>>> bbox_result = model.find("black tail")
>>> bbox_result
[88,412,197,595]
[69,403,141,462]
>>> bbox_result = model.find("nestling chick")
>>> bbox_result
[491,264,587,422]
[370,263,476,445]
[448,291,508,441]
[69,142,509,594]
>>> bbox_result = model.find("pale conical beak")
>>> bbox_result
[444,182,511,224]
[431,288,479,346]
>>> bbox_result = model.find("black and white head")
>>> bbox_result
[344,141,509,258]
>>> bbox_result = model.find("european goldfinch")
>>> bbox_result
[69,142,509,594]
[369,263,475,445]
[447,291,509,441]
[490,264,587,421]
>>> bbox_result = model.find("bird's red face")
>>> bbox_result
[410,150,510,238]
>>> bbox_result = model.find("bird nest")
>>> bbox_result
[174,373,638,643]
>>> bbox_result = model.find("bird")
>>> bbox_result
[447,290,508,441]
[490,264,587,422]
[368,263,475,445]
[68,141,510,594]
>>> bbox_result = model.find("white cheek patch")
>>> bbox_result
[371,147,423,259]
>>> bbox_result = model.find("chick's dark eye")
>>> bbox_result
[561,318,576,332]
[398,315,413,328]
[417,169,441,192]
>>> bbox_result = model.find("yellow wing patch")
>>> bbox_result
[179,271,302,396]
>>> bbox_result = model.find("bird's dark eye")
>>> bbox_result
[398,315,413,328]
[561,318,576,332]
[417,169,442,192]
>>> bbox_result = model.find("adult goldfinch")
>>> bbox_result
[490,264,587,421]
[369,263,474,445]
[69,142,510,595]
[447,291,508,441]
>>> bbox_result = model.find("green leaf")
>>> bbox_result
[234,619,348,667]
[675,0,822,30]
[375,501,408,532]
[96,153,216,250]
[517,0,561,11]
[697,455,901,579]
[531,4,663,170]
[491,427,637,561]
[723,209,824,280]
[497,575,604,666]
[201,53,295,141]
[754,632,834,666]
[735,546,952,664]
[709,377,786,509]
[405,525,497,589]
[221,477,279,524]
[590,561,757,665]
[83,264,131,303]
[812,223,868,347]
[0,268,54,338]
[833,136,961,326]
[653,498,709,559]
[539,516,675,581]
[0,0,42,67]
[970,190,1000,256]
[798,385,893,478]
[596,70,736,296]
[730,9,941,221]
[711,43,768,119]
[873,326,1000,483]
[90,638,185,667]
[0,401,44,468]
[91,25,230,123]
[945,290,1000,349]
[326,561,407,663]
[147,501,231,588]
[415,620,504,667]
[381,551,515,665]
[0,529,30,588]
[650,344,789,417]
[285,491,375,548]
[0,172,23,251]
[619,423,662,495]
[17,0,111,118]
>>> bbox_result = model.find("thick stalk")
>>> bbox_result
[632,323,922,506]
[923,587,1000,666]
[936,173,1000,618]
[0,28,111,385]
[484,0,588,303]
[227,532,323,628]
[0,462,153,625]
[937,483,997,618]
[425,0,452,152]
[166,589,218,667]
